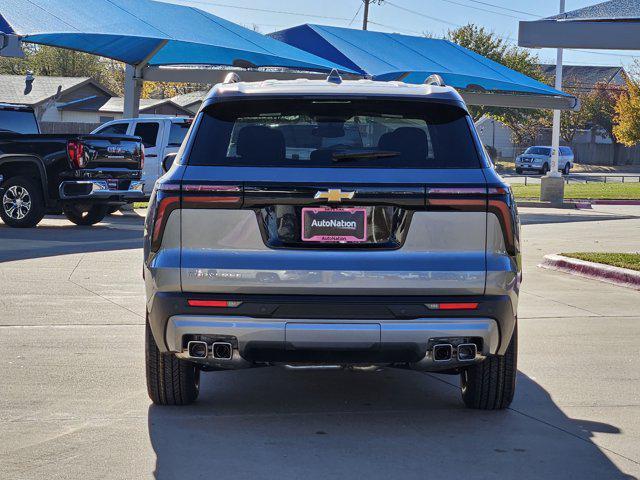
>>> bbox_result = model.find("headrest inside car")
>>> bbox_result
[237,126,285,162]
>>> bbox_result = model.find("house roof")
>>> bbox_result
[170,90,208,108]
[96,97,193,115]
[0,75,109,106]
[539,65,626,90]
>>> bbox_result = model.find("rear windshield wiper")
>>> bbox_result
[332,150,399,161]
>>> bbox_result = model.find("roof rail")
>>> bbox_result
[223,72,241,84]
[326,68,342,84]
[424,74,445,87]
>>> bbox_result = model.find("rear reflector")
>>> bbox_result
[425,302,479,310]
[187,300,243,308]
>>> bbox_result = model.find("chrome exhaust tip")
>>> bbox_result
[187,340,208,359]
[457,343,478,361]
[212,342,233,360]
[433,344,453,362]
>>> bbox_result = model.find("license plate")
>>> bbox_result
[301,207,367,243]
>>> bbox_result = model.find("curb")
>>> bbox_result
[539,254,640,290]
[516,200,589,209]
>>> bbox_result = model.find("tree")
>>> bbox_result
[582,82,626,164]
[447,25,548,148]
[0,44,126,95]
[613,78,640,147]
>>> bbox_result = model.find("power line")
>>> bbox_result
[463,0,538,17]
[383,1,460,27]
[170,0,352,21]
[368,20,425,35]
[349,3,363,27]
[428,0,522,19]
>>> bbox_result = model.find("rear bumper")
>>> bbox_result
[148,292,516,369]
[59,180,145,202]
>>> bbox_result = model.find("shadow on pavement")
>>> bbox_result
[148,369,635,480]
[520,211,638,226]
[0,214,144,263]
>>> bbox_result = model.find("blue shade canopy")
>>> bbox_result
[0,0,353,72]
[271,24,570,98]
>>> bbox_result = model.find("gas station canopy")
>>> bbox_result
[519,0,640,50]
[271,24,577,110]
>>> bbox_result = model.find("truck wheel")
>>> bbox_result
[106,206,120,215]
[460,324,517,410]
[63,204,109,226]
[563,163,571,175]
[0,176,46,228]
[540,163,549,175]
[515,168,523,174]
[145,318,199,405]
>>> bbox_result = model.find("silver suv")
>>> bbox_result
[143,74,521,410]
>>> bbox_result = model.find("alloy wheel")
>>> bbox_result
[2,185,32,220]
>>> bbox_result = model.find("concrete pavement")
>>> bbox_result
[1,207,639,479]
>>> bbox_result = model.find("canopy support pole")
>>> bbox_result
[540,0,566,205]
[123,64,141,118]
[123,40,168,119]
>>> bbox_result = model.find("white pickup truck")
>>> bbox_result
[92,117,192,196]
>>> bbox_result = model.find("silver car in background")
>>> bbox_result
[143,74,521,410]
[515,145,574,174]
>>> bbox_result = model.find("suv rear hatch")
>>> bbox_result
[166,97,495,295]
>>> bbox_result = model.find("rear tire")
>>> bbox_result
[460,324,517,410]
[106,205,120,215]
[563,163,571,175]
[540,163,549,175]
[0,176,46,228]
[63,204,109,226]
[145,318,200,406]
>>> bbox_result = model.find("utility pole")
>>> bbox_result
[362,0,370,30]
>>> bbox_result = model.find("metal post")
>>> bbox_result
[123,64,141,118]
[539,0,566,205]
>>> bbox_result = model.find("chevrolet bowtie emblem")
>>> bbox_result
[314,189,355,202]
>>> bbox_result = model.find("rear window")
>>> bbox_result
[0,109,39,134]
[187,99,481,168]
[134,122,159,148]
[525,147,551,156]
[168,121,190,147]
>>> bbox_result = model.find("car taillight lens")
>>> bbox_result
[140,145,145,170]
[425,302,479,310]
[148,183,243,252]
[148,183,181,252]
[67,140,85,168]
[426,186,519,256]
[187,300,242,308]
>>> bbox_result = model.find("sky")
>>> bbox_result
[165,0,640,70]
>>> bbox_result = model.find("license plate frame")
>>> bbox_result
[301,207,367,243]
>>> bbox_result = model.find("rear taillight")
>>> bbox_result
[426,185,519,256]
[67,140,85,169]
[148,182,243,252]
[187,299,242,308]
[425,302,479,310]
[140,145,145,170]
[148,183,181,252]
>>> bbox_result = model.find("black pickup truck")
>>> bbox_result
[0,103,144,228]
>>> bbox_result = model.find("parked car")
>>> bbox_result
[143,73,521,410]
[0,103,144,228]
[515,145,573,175]
[92,116,192,195]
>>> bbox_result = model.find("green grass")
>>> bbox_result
[133,202,149,209]
[561,253,640,272]
[511,182,640,200]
